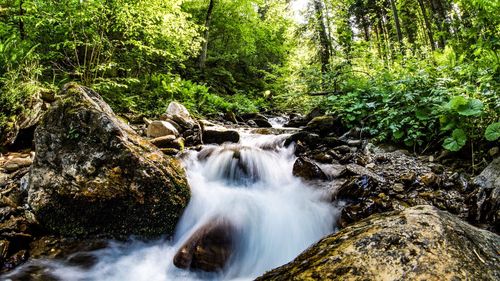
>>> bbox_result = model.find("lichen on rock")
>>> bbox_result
[257,205,500,281]
[27,83,191,239]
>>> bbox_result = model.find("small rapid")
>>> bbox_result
[5,130,338,281]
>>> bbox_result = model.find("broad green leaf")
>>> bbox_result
[443,129,467,151]
[393,130,404,139]
[448,96,468,110]
[485,122,500,141]
[415,108,431,120]
[457,99,483,116]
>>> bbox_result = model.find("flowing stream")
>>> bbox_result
[5,128,338,281]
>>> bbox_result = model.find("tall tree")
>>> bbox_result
[417,0,436,50]
[389,0,403,53]
[313,0,331,74]
[199,0,215,70]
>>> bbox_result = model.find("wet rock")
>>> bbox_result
[160,148,180,156]
[256,206,500,281]
[147,120,179,138]
[165,101,196,129]
[3,250,28,270]
[399,171,417,184]
[305,107,323,122]
[284,114,307,128]
[150,135,177,148]
[345,163,385,183]
[224,111,238,124]
[469,157,500,232]
[305,115,345,137]
[247,120,258,127]
[251,119,272,128]
[392,183,405,193]
[284,132,320,148]
[292,158,327,181]
[182,121,203,147]
[0,240,9,262]
[202,128,240,144]
[312,152,333,164]
[27,83,190,238]
[419,172,439,187]
[173,218,236,272]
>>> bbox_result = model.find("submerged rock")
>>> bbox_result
[173,217,236,272]
[28,83,190,238]
[257,205,500,281]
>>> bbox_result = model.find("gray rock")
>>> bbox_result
[257,206,500,281]
[147,120,179,138]
[470,157,500,232]
[28,83,190,238]
[166,102,196,129]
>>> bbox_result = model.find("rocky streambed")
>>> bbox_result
[0,83,499,280]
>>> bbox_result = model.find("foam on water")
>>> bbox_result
[5,131,338,281]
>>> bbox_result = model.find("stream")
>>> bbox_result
[5,124,339,281]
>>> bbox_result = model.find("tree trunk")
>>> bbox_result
[199,0,215,70]
[313,0,331,75]
[429,0,448,48]
[19,0,25,39]
[389,0,403,54]
[417,0,435,50]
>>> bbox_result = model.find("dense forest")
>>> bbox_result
[1,0,499,158]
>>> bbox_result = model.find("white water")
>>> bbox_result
[5,130,338,281]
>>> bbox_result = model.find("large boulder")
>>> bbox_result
[173,217,236,272]
[257,206,500,281]
[27,83,191,238]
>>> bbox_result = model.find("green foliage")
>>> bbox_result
[443,129,467,152]
[485,122,500,141]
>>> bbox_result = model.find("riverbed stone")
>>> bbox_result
[173,217,236,272]
[165,101,196,129]
[256,205,500,281]
[305,115,345,136]
[147,120,179,138]
[292,157,327,181]
[202,127,240,144]
[27,83,190,238]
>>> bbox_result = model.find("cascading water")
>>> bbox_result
[5,129,339,281]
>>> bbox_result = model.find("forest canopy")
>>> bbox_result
[0,0,499,155]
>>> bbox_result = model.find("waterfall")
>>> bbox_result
[4,130,339,281]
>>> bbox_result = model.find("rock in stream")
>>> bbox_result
[27,83,191,239]
[257,205,500,281]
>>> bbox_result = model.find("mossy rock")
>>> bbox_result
[28,83,191,239]
[257,205,500,281]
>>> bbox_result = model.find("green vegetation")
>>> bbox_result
[0,0,498,158]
